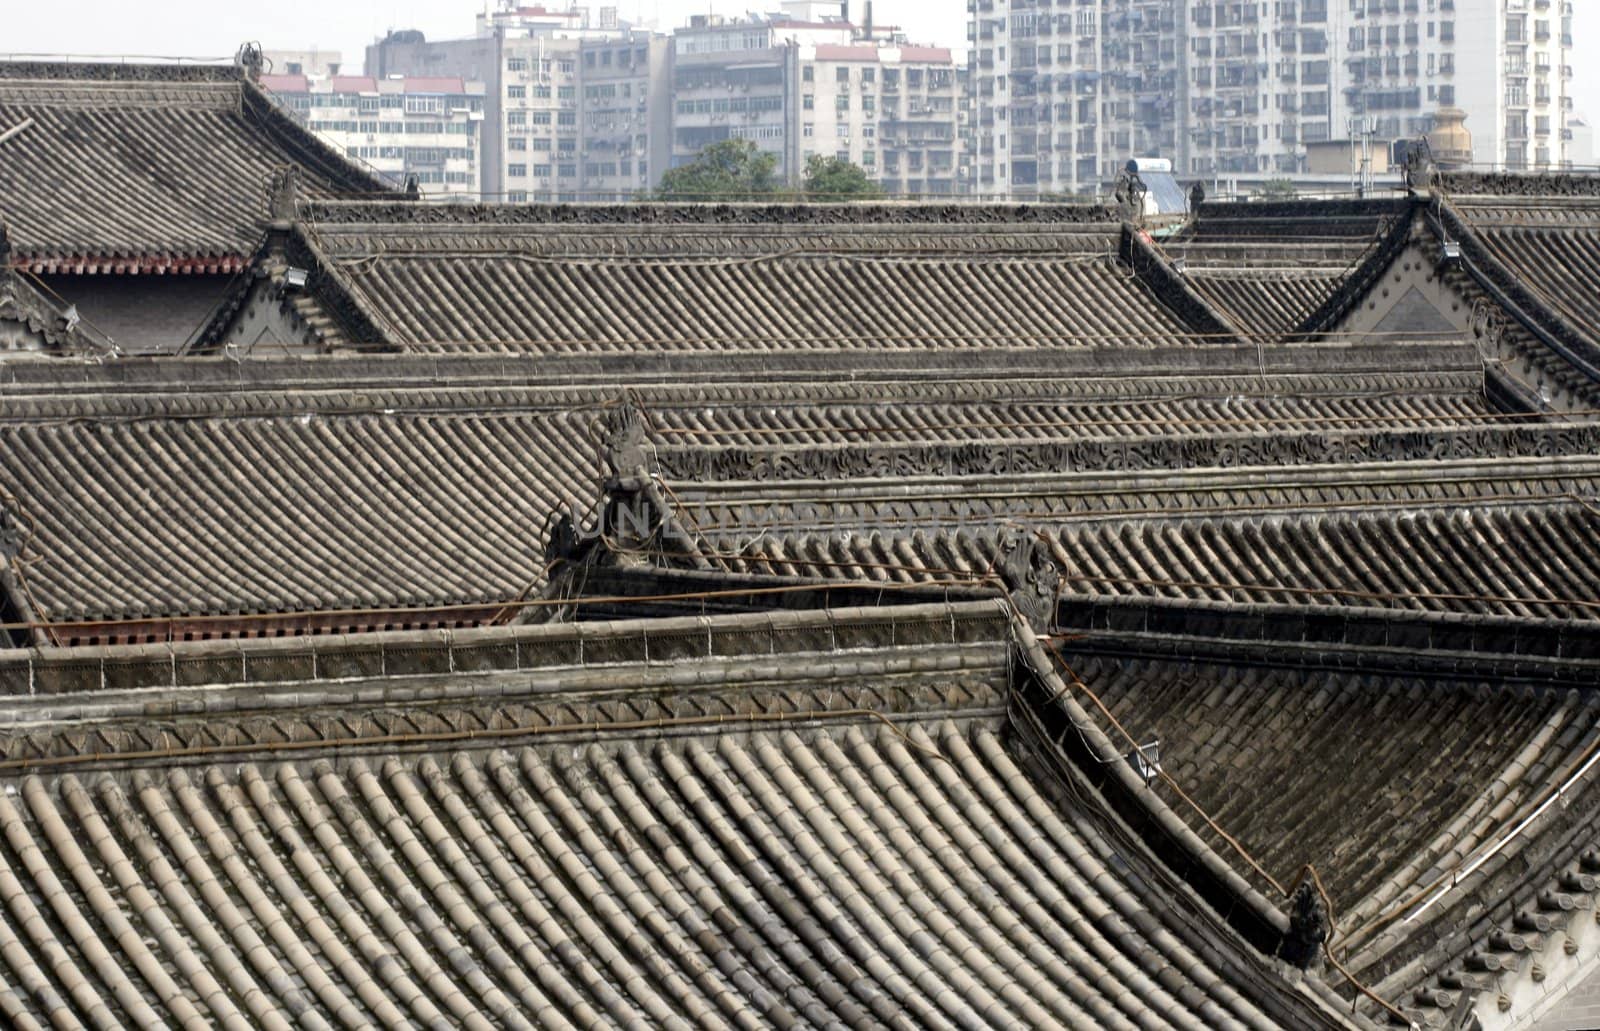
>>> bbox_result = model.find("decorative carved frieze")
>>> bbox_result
[649,424,1600,484]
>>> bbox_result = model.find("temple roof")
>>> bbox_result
[0,602,1362,1029]
[1162,199,1412,340]
[6,159,1600,1028]
[0,339,1532,644]
[0,62,390,274]
[195,201,1234,352]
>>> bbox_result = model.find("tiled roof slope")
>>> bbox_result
[0,411,598,638]
[0,342,1499,643]
[1070,652,1600,943]
[0,603,1360,1029]
[0,268,113,355]
[1437,193,1600,390]
[639,456,1600,622]
[222,202,1223,351]
[0,62,390,273]
[1036,630,1600,1030]
[1161,200,1410,340]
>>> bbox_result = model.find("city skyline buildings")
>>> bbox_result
[19,2,1592,203]
[8,0,1600,132]
[968,1,1577,200]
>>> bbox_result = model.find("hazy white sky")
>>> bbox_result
[5,1,1598,128]
[1,0,965,66]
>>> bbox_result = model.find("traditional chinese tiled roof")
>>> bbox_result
[1161,200,1411,340]
[1433,192,1600,398]
[0,602,1362,1029]
[1037,605,1600,1030]
[0,62,390,274]
[0,407,599,640]
[637,453,1600,623]
[200,201,1229,352]
[0,340,1516,643]
[0,267,112,355]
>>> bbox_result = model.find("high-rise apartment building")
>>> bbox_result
[968,0,1574,198]
[367,5,669,201]
[670,3,961,195]
[260,73,486,198]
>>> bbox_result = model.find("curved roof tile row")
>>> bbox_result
[309,249,1199,352]
[0,718,1349,1029]
[661,501,1600,622]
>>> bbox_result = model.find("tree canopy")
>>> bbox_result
[802,154,885,201]
[1254,178,1298,201]
[653,139,779,201]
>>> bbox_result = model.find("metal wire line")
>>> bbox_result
[1037,634,1416,1028]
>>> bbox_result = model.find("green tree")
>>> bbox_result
[1254,178,1298,201]
[802,154,885,201]
[654,139,779,201]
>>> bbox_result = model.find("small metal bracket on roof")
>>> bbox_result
[282,267,309,290]
[1172,257,1187,275]
[1442,238,1462,262]
[1124,740,1161,785]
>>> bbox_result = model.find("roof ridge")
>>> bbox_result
[0,60,242,84]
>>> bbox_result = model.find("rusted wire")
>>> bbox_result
[1038,634,1415,1028]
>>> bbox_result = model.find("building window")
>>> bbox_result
[508,163,527,178]
[508,85,526,99]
